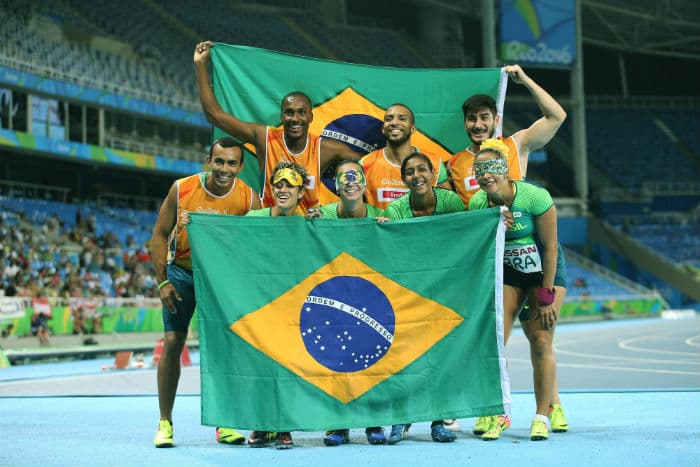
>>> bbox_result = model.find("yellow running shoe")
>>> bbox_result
[481,415,511,441]
[154,419,174,448]
[530,418,549,441]
[216,427,245,444]
[472,416,492,435]
[548,404,569,432]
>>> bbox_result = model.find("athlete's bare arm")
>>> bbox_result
[150,183,181,311]
[507,65,567,176]
[319,138,362,174]
[194,41,267,172]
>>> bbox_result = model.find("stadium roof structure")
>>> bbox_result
[581,0,700,60]
[427,0,700,60]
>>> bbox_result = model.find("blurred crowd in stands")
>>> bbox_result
[1,209,158,301]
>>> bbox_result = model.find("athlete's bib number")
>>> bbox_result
[504,243,542,273]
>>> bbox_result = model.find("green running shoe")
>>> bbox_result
[530,419,549,441]
[216,427,245,444]
[472,416,492,435]
[154,419,174,448]
[481,415,511,441]
[549,404,569,432]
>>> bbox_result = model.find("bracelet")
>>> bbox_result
[158,280,171,290]
[537,287,555,305]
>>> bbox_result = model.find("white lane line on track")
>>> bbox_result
[685,335,700,347]
[508,357,700,376]
[552,345,698,365]
[618,331,700,357]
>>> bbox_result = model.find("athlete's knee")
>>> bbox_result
[162,332,187,356]
[528,330,553,358]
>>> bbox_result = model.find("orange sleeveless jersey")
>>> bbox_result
[448,136,523,207]
[263,127,321,214]
[361,148,444,211]
[172,173,256,269]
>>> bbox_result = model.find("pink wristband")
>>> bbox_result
[537,287,555,305]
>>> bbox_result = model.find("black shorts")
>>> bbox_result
[503,265,543,290]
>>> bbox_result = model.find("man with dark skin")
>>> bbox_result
[194,41,360,214]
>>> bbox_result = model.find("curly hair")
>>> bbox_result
[477,138,510,159]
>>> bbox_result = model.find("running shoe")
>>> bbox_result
[154,419,174,448]
[323,429,349,446]
[530,419,549,441]
[443,419,461,432]
[275,431,294,449]
[481,415,511,441]
[215,427,245,444]
[365,426,387,445]
[472,416,491,435]
[549,404,569,432]
[431,423,457,443]
[247,430,276,447]
[387,424,405,445]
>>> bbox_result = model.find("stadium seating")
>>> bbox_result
[586,109,700,191]
[608,215,700,267]
[565,262,640,298]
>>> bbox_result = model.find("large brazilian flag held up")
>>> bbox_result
[210,44,507,191]
[189,210,509,430]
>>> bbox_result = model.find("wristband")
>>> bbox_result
[158,280,171,290]
[537,287,555,305]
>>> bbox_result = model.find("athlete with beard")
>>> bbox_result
[361,104,452,211]
[194,41,360,215]
[448,65,566,207]
[151,138,260,448]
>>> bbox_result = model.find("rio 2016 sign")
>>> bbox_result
[499,0,575,67]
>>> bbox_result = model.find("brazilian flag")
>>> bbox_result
[210,44,507,191]
[189,209,509,430]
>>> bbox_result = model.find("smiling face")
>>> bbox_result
[473,151,509,195]
[280,94,313,142]
[271,166,305,212]
[401,154,435,196]
[464,107,498,146]
[335,161,366,202]
[382,104,415,146]
[206,143,244,194]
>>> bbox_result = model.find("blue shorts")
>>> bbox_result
[162,263,197,333]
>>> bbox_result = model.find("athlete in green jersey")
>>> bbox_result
[380,153,463,444]
[468,138,561,442]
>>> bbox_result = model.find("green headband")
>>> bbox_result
[474,158,509,178]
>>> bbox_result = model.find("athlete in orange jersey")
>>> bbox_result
[150,138,260,448]
[195,41,360,214]
[361,104,451,211]
[448,65,567,207]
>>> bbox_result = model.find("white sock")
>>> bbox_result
[534,413,551,429]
